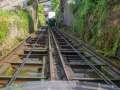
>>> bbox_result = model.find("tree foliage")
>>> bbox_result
[51,0,60,11]
[51,0,60,22]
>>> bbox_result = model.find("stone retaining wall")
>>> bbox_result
[63,2,74,27]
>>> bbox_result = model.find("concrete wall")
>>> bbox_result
[59,0,74,27]
[2,0,30,10]
[63,2,74,27]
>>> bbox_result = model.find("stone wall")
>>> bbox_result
[59,0,74,27]
[63,2,74,27]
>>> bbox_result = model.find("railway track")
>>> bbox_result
[0,26,120,89]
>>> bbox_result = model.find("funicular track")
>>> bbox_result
[50,27,120,87]
[0,26,120,89]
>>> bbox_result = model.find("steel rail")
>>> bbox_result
[48,27,55,80]
[6,27,47,86]
[52,27,117,87]
[49,27,71,80]
[59,29,120,74]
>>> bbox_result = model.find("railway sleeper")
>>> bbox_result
[24,50,47,54]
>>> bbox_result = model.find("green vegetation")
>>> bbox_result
[68,0,120,57]
[0,1,45,56]
[51,0,60,12]
[20,10,34,33]
[38,4,45,27]
[27,0,34,6]
[0,9,35,57]
[51,0,60,22]
[2,65,15,76]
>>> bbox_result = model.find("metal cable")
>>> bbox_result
[52,27,117,87]
[7,27,46,86]
[50,27,71,80]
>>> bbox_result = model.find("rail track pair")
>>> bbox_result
[0,26,120,89]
